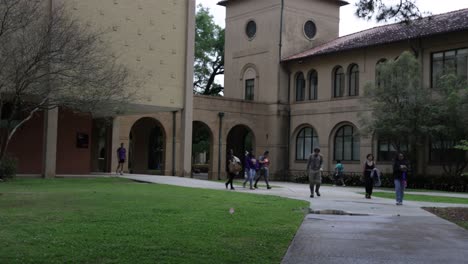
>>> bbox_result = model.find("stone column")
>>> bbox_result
[110,116,120,174]
[179,0,196,177]
[42,108,58,178]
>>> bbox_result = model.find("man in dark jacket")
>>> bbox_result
[393,153,409,205]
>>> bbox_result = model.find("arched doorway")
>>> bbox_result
[129,117,166,174]
[191,121,213,179]
[226,125,256,176]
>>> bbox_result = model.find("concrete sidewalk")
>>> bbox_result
[120,175,468,264]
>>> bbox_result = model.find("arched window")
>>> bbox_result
[348,64,359,96]
[334,125,360,161]
[295,72,305,101]
[308,70,318,100]
[243,66,257,101]
[296,127,319,160]
[333,66,345,97]
[375,59,387,88]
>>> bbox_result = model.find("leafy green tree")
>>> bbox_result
[360,51,435,174]
[430,75,468,176]
[355,0,424,22]
[362,51,468,176]
[194,5,224,96]
[456,140,468,151]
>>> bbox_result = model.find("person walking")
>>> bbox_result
[243,151,258,190]
[226,149,241,190]
[116,143,126,175]
[254,150,271,189]
[334,160,345,186]
[393,152,409,205]
[307,148,323,198]
[363,154,375,199]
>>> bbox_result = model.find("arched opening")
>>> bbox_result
[226,125,256,176]
[129,117,166,174]
[191,121,213,180]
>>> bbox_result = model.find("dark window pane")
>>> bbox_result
[246,21,256,39]
[304,20,317,39]
[296,73,305,101]
[309,70,318,100]
[245,79,254,100]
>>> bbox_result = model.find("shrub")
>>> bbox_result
[0,156,17,180]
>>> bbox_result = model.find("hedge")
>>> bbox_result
[289,170,468,193]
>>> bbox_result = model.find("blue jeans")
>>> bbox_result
[243,169,256,188]
[394,179,405,203]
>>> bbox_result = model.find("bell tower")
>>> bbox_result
[219,0,346,103]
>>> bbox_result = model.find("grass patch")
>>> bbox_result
[370,192,468,204]
[0,178,308,264]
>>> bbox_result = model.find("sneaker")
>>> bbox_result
[254,185,258,189]
[120,172,123,175]
[315,191,321,197]
[230,187,235,190]
[310,194,314,198]
[332,184,336,187]
[250,187,255,190]
[267,186,272,189]
[342,184,346,187]
[396,202,402,206]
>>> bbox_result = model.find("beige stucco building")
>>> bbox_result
[9,0,467,179]
[8,0,195,177]
[182,0,468,180]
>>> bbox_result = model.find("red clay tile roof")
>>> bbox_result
[217,0,349,7]
[284,8,468,62]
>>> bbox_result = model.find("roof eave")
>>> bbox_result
[217,0,228,7]
[282,27,468,63]
[218,0,350,7]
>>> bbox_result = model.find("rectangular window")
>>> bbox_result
[432,48,468,87]
[430,140,466,163]
[378,139,409,161]
[245,79,254,101]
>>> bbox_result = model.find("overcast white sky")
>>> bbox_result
[196,0,468,85]
[196,0,468,36]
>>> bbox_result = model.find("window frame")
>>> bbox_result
[348,64,359,96]
[308,70,318,100]
[295,127,319,161]
[431,47,468,88]
[334,125,360,161]
[245,78,255,101]
[333,66,345,98]
[295,72,306,102]
[377,138,409,162]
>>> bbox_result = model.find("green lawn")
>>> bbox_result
[370,192,468,204]
[0,178,308,264]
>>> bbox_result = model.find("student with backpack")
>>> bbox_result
[334,160,346,186]
[226,149,241,190]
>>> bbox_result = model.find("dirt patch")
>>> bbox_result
[423,207,468,230]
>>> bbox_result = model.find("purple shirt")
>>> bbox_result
[117,147,126,160]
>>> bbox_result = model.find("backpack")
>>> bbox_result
[228,156,242,174]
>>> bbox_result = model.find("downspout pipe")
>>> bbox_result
[286,71,291,180]
[172,111,177,176]
[277,0,285,103]
[217,112,225,180]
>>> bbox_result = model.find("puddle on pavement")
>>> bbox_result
[309,209,369,216]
